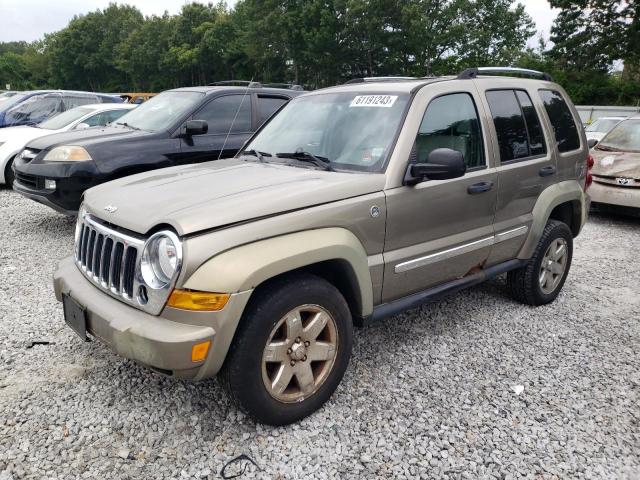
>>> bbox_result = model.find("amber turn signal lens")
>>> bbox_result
[191,341,211,362]
[167,289,230,311]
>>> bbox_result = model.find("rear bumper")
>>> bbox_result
[589,181,640,209]
[54,256,252,380]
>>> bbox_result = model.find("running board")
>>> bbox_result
[360,259,526,327]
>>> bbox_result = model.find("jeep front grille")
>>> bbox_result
[74,213,181,315]
[75,215,142,299]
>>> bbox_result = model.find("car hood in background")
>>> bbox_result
[83,159,386,236]
[26,125,149,151]
[0,125,63,145]
[585,131,606,142]
[591,148,640,179]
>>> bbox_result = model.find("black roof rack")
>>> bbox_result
[262,82,304,91]
[458,67,553,82]
[208,80,304,91]
[344,76,419,84]
[208,80,263,88]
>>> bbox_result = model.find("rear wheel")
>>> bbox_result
[507,219,573,306]
[221,273,353,425]
[3,156,15,188]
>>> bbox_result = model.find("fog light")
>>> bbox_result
[167,289,229,311]
[44,179,56,190]
[191,341,211,362]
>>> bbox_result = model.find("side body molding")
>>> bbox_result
[517,180,588,259]
[183,228,375,317]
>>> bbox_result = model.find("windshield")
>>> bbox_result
[598,119,640,152]
[38,107,93,130]
[586,118,622,133]
[0,93,27,112]
[113,91,204,132]
[243,92,410,172]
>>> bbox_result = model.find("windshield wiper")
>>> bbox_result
[115,121,140,131]
[241,149,272,162]
[276,150,332,171]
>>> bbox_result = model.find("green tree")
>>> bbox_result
[46,3,144,91]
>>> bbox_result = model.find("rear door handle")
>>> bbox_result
[539,165,556,177]
[467,181,494,194]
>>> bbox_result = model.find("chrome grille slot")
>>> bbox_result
[72,213,178,315]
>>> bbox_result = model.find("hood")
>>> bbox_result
[83,159,386,236]
[26,125,148,151]
[585,132,606,142]
[591,148,640,179]
[0,125,48,145]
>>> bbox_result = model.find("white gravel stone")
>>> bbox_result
[1,189,639,479]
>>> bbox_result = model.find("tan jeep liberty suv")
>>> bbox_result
[54,67,592,425]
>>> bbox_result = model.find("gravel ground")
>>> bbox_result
[1,188,639,480]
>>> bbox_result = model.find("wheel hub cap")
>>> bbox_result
[261,305,339,403]
[539,238,568,295]
[290,341,307,361]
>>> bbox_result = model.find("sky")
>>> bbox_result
[0,0,559,47]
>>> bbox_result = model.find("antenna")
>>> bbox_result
[217,77,253,161]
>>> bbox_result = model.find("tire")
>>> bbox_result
[3,156,15,188]
[507,219,573,306]
[220,272,353,425]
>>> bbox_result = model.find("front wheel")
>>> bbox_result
[507,219,573,306]
[221,273,353,425]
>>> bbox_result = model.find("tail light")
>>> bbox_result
[584,154,594,191]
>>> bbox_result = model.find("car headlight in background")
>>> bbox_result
[43,146,92,162]
[140,231,182,289]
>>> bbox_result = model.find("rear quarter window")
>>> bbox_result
[539,89,581,153]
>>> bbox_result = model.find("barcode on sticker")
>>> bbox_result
[350,95,398,108]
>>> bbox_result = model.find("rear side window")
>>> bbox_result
[415,92,485,168]
[539,89,580,153]
[195,94,252,134]
[515,91,546,156]
[257,96,288,124]
[63,95,98,109]
[486,90,546,162]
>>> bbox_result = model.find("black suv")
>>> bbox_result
[13,83,303,215]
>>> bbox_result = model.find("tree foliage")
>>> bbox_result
[0,0,636,105]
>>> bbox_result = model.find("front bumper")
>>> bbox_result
[12,158,104,214]
[54,257,252,380]
[589,181,640,209]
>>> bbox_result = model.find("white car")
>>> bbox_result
[0,103,136,186]
[585,116,626,144]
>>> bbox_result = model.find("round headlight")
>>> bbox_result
[141,231,181,289]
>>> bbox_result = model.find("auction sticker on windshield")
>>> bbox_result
[350,95,398,108]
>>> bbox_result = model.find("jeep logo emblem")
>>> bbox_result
[104,205,118,213]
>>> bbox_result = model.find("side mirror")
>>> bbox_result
[75,123,90,130]
[587,138,598,149]
[405,148,467,185]
[184,120,208,136]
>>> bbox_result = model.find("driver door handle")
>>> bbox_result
[467,181,494,194]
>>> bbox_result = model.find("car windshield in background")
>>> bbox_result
[113,91,204,132]
[586,118,622,132]
[243,92,410,172]
[598,119,640,152]
[0,93,27,112]
[38,107,93,130]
